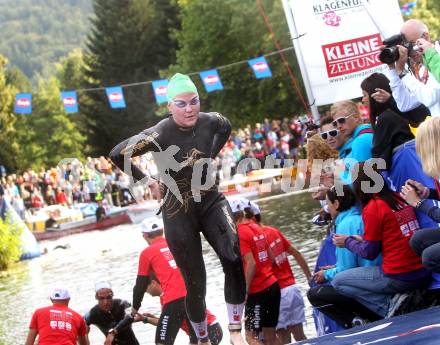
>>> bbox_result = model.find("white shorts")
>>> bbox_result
[276,284,305,330]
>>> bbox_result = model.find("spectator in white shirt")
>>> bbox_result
[385,19,440,117]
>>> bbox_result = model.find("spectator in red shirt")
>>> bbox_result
[132,217,196,345]
[25,288,89,345]
[141,273,223,345]
[332,163,432,318]
[230,198,281,345]
[55,187,68,205]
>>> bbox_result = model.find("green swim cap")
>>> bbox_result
[166,73,199,102]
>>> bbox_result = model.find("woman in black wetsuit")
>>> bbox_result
[109,73,246,345]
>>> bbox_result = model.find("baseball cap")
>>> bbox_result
[228,198,249,213]
[50,288,70,300]
[249,201,260,215]
[95,281,112,292]
[141,217,164,233]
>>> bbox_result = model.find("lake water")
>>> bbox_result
[0,192,324,344]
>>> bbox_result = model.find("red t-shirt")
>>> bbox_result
[362,196,423,274]
[29,304,87,345]
[55,191,67,204]
[238,221,277,294]
[181,309,217,335]
[138,237,186,305]
[263,226,295,288]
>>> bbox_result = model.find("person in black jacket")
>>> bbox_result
[84,281,139,345]
[109,73,246,345]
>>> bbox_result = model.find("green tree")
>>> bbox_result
[83,0,180,156]
[56,49,87,91]
[409,0,440,38]
[0,213,23,271]
[14,78,86,170]
[0,0,92,80]
[0,55,22,171]
[168,0,306,127]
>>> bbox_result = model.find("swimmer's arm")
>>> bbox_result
[210,113,232,158]
[132,275,150,312]
[109,127,159,182]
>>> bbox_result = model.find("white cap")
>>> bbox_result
[95,281,112,292]
[249,201,260,215]
[50,288,70,300]
[228,198,249,213]
[141,217,164,233]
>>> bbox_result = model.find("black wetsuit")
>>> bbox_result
[109,112,246,323]
[84,299,139,345]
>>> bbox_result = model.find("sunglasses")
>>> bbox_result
[332,113,356,127]
[97,295,113,301]
[173,97,200,109]
[320,129,339,140]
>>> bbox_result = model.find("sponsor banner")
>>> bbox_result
[152,79,169,104]
[248,56,272,79]
[287,0,403,105]
[105,86,126,109]
[14,93,32,114]
[199,69,223,93]
[60,91,78,113]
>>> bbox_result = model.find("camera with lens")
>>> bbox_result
[379,33,420,64]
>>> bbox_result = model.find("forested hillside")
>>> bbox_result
[0,0,91,80]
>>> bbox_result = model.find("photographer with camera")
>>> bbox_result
[384,19,440,120]
[416,38,440,84]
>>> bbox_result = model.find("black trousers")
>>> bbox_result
[164,194,246,322]
[308,285,381,328]
[156,298,196,345]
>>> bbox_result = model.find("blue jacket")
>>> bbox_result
[338,124,373,184]
[324,206,380,281]
[347,124,373,162]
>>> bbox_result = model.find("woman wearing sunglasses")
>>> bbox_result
[330,100,373,164]
[109,73,246,345]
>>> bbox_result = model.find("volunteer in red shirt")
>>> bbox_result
[141,273,223,345]
[249,200,311,344]
[230,198,281,345]
[332,163,432,318]
[25,288,89,345]
[132,217,195,345]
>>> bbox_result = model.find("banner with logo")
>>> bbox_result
[61,91,78,113]
[152,79,169,104]
[14,93,32,114]
[287,0,403,105]
[248,56,272,79]
[200,69,224,93]
[105,86,126,109]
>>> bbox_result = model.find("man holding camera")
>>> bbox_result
[383,19,440,118]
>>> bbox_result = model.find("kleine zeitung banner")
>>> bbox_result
[287,0,403,105]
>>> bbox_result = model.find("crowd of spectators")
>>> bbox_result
[0,116,313,221]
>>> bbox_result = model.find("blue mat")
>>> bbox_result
[296,306,440,344]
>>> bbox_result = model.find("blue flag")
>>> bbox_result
[61,91,78,113]
[248,56,272,79]
[106,86,126,109]
[14,93,32,114]
[200,69,223,92]
[152,79,169,104]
